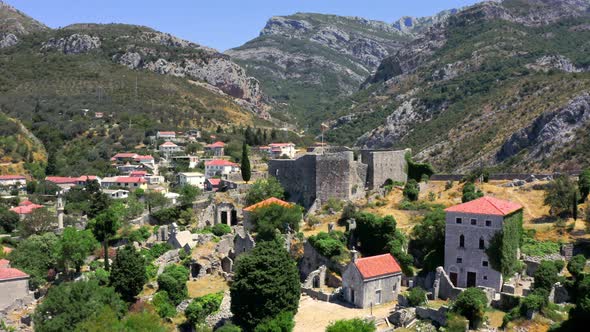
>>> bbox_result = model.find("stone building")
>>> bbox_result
[268,148,408,209]
[444,197,523,291]
[342,252,403,308]
[0,261,31,310]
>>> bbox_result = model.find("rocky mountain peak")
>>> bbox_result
[0,0,48,35]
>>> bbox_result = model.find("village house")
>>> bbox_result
[342,252,403,308]
[102,189,129,199]
[159,141,183,155]
[10,200,44,219]
[101,176,147,190]
[269,143,296,159]
[205,178,222,192]
[111,152,139,164]
[0,175,26,188]
[205,141,225,157]
[444,196,523,291]
[157,131,176,140]
[242,197,293,230]
[0,260,31,310]
[178,172,206,188]
[205,159,240,178]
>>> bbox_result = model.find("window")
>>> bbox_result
[485,220,492,227]
[456,257,462,264]
[479,238,485,250]
[471,219,477,225]
[459,235,465,248]
[482,261,489,267]
[483,276,488,280]
[456,218,462,224]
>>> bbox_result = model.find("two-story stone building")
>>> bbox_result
[444,196,523,291]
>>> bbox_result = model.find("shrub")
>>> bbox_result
[544,175,577,217]
[567,254,586,278]
[445,180,454,190]
[251,204,303,241]
[521,236,560,257]
[325,318,376,332]
[212,223,231,236]
[446,313,469,332]
[307,232,346,258]
[462,182,483,203]
[534,261,559,292]
[407,287,427,307]
[452,288,488,329]
[157,265,189,305]
[521,293,545,315]
[185,292,224,325]
[323,198,345,212]
[254,311,294,332]
[216,323,242,332]
[403,179,420,202]
[152,291,176,318]
[143,243,172,262]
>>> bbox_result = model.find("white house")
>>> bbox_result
[205,160,240,178]
[178,172,206,188]
[269,143,296,159]
[0,175,26,188]
[157,131,176,140]
[102,189,129,199]
[159,141,182,154]
[205,141,225,157]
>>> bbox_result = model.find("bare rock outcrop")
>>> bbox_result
[41,34,101,54]
[0,33,17,48]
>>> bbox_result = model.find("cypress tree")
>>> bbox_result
[241,142,251,183]
[573,191,578,220]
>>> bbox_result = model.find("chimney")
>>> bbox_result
[350,247,359,263]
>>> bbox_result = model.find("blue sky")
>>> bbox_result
[8,0,480,51]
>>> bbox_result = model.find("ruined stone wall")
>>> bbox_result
[315,151,359,205]
[361,149,409,189]
[0,278,29,310]
[268,155,317,208]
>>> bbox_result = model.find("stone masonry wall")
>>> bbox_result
[268,155,317,208]
[361,149,409,189]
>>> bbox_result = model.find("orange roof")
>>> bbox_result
[244,197,292,212]
[46,176,79,184]
[0,259,9,268]
[206,141,225,148]
[206,159,238,167]
[207,178,221,185]
[116,177,146,184]
[355,254,402,279]
[0,175,26,180]
[445,196,523,216]
[160,141,178,147]
[2,247,13,254]
[112,152,138,159]
[10,203,43,215]
[0,267,29,281]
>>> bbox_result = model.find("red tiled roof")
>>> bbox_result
[0,267,29,281]
[206,141,225,148]
[244,197,292,212]
[206,160,238,167]
[355,254,402,279]
[2,247,13,254]
[19,200,34,206]
[158,131,176,135]
[77,175,98,182]
[134,155,154,161]
[113,153,138,159]
[46,176,79,184]
[445,196,523,216]
[0,259,9,268]
[269,143,294,147]
[207,179,221,185]
[0,175,26,180]
[129,171,148,177]
[10,204,43,215]
[160,141,178,147]
[116,177,146,184]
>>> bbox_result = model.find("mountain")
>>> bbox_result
[0,2,273,176]
[325,0,590,173]
[0,113,46,177]
[227,12,456,127]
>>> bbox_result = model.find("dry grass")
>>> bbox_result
[187,274,229,298]
[486,309,506,328]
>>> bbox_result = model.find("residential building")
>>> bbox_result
[444,196,523,291]
[159,141,182,154]
[10,200,44,218]
[342,252,403,308]
[178,172,206,188]
[111,152,139,164]
[45,176,79,186]
[205,141,225,157]
[205,178,221,192]
[269,143,296,159]
[101,177,147,190]
[0,175,26,188]
[102,189,129,199]
[157,131,176,140]
[0,261,30,310]
[205,159,239,178]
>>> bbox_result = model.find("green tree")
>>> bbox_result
[20,207,56,237]
[250,204,303,241]
[110,245,147,302]
[451,288,488,329]
[567,254,586,279]
[245,178,285,206]
[0,206,19,233]
[75,305,168,332]
[212,223,232,236]
[462,182,483,203]
[231,239,300,330]
[325,318,376,332]
[403,179,420,202]
[152,291,176,318]
[216,323,242,332]
[579,168,590,201]
[241,142,251,183]
[89,206,123,271]
[406,287,427,307]
[55,227,98,273]
[145,192,169,213]
[87,180,111,219]
[410,208,445,271]
[254,311,295,332]
[33,280,126,332]
[533,260,559,292]
[544,175,577,217]
[179,184,201,207]
[8,232,58,289]
[157,264,189,305]
[125,194,145,219]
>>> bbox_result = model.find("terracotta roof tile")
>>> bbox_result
[0,259,9,268]
[0,267,29,281]
[445,196,523,216]
[244,197,292,212]
[355,254,402,279]
[0,175,26,180]
[206,160,237,167]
